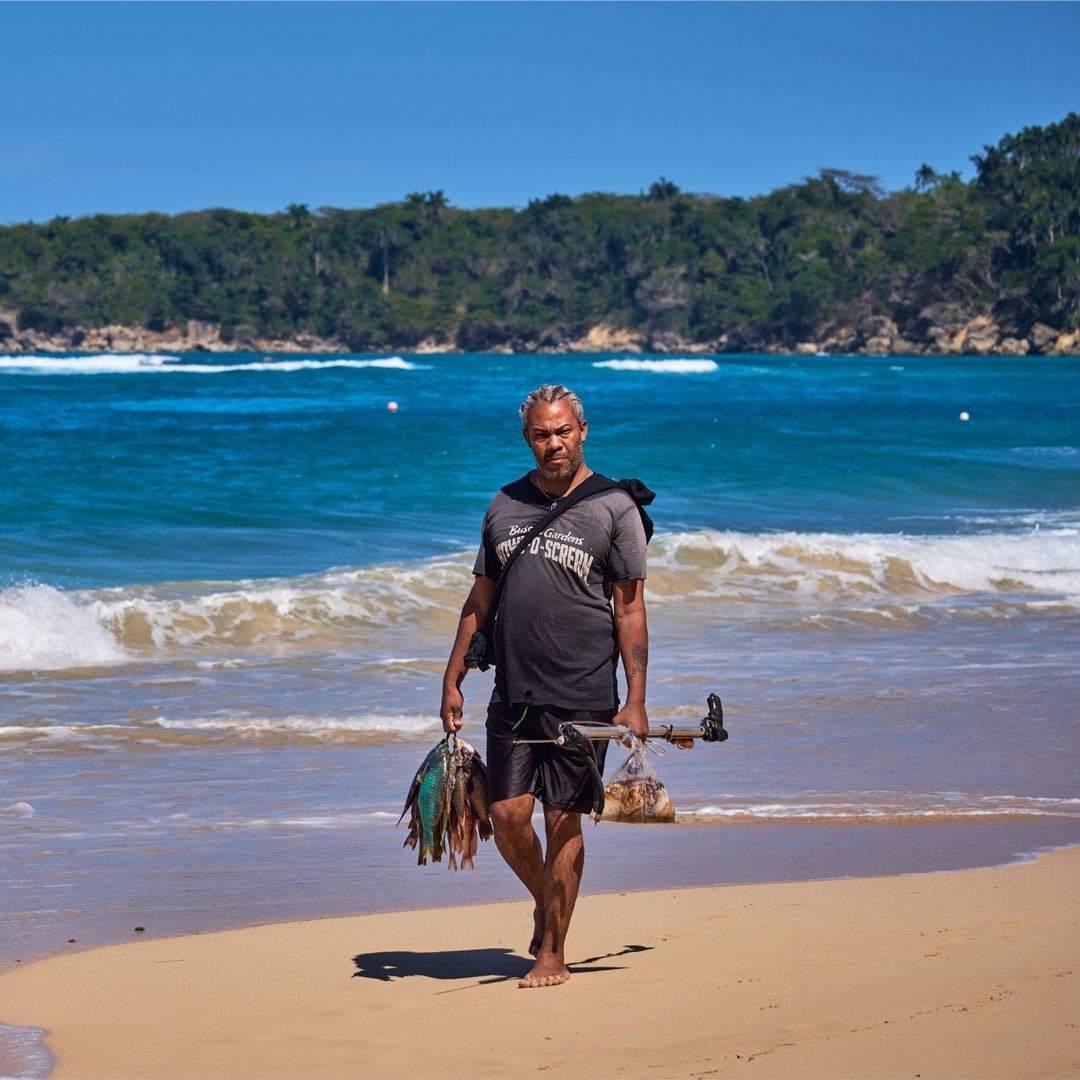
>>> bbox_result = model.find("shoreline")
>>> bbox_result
[2,846,1078,1079]
[5,815,1079,977]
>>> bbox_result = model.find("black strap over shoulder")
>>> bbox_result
[463,473,655,672]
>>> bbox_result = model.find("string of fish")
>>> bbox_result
[398,734,494,868]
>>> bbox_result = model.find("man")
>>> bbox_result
[440,384,649,989]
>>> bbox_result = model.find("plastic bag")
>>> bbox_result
[598,737,675,823]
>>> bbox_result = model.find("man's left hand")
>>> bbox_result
[614,702,649,741]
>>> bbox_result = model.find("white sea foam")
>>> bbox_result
[195,810,400,831]
[0,726,89,746]
[149,712,440,740]
[680,792,1080,822]
[0,585,128,673]
[0,354,420,375]
[592,358,719,374]
[0,713,442,749]
[0,1021,55,1080]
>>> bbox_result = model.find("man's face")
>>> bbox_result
[523,400,587,483]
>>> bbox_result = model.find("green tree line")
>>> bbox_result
[1,114,1078,351]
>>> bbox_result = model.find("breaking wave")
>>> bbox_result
[0,354,420,375]
[593,358,719,374]
[0,559,472,672]
[2,527,1076,675]
[646,528,1080,607]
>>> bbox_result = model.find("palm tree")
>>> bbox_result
[914,164,938,193]
[285,203,311,231]
[648,178,680,201]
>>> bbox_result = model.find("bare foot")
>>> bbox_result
[518,957,570,988]
[529,905,544,957]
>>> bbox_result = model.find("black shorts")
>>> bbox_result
[485,701,616,814]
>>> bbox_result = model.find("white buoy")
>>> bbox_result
[959,411,970,421]
[387,400,399,412]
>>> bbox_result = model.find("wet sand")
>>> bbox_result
[1,847,1077,1079]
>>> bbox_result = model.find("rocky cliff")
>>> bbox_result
[1,309,1077,357]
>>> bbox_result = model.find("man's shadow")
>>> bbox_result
[352,944,653,986]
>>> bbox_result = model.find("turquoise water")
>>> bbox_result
[3,353,1077,587]
[1,351,1078,972]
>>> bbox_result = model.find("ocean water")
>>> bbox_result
[2,351,1078,981]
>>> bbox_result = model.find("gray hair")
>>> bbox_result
[519,385,585,431]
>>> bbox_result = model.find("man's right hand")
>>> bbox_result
[440,685,464,733]
[439,576,495,734]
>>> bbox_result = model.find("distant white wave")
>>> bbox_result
[0,352,181,372]
[593,358,718,374]
[1009,446,1079,458]
[892,508,1080,531]
[0,354,420,375]
[176,357,420,374]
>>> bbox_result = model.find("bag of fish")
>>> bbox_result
[398,736,493,868]
[599,737,676,823]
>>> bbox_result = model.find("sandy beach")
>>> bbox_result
[1,847,1077,1079]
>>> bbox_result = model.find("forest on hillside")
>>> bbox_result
[1,114,1078,353]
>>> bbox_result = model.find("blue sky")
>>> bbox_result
[4,1,1078,223]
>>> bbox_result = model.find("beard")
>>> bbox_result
[538,447,584,483]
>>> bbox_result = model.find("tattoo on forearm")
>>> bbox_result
[631,643,648,677]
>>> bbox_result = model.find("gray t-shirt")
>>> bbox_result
[473,473,648,710]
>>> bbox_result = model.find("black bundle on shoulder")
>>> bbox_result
[615,477,655,543]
